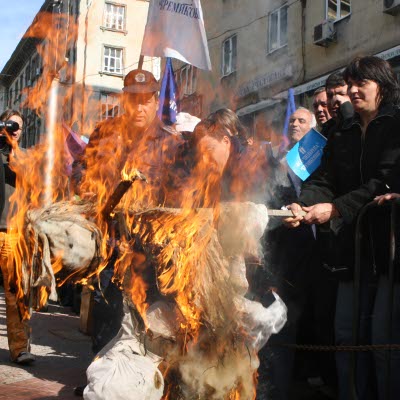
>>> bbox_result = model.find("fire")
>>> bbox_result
[228,388,242,400]
[38,286,49,310]
[5,10,285,400]
[6,10,100,317]
[135,212,203,294]
[114,249,149,318]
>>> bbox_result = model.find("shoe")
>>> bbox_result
[74,385,86,397]
[15,352,36,365]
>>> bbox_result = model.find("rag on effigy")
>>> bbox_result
[23,201,102,302]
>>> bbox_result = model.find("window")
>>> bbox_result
[31,56,39,81]
[14,81,19,102]
[19,75,24,95]
[103,3,126,31]
[177,65,197,96]
[326,0,351,20]
[100,93,120,120]
[103,46,123,74]
[268,5,288,53]
[25,63,31,86]
[222,35,237,77]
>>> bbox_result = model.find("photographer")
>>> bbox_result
[0,109,35,364]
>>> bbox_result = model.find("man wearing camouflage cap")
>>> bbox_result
[72,69,183,372]
[75,69,182,204]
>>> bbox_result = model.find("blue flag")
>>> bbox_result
[158,58,179,125]
[280,88,296,152]
[286,128,327,181]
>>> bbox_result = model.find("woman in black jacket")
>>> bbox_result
[285,56,400,400]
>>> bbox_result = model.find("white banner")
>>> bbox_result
[141,0,212,71]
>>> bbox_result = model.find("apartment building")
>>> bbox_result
[0,0,158,147]
[174,0,400,142]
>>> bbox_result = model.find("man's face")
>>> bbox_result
[326,85,350,119]
[7,115,23,144]
[197,134,231,174]
[312,91,331,126]
[123,92,159,131]
[289,109,312,144]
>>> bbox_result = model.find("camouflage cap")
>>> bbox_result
[122,69,159,93]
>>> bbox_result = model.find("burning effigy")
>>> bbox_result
[5,104,288,400]
[19,195,286,399]
[9,137,287,400]
[81,201,286,400]
[3,107,287,400]
[3,8,287,398]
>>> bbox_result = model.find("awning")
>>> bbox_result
[236,98,281,116]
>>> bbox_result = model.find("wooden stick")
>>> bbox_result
[267,209,307,217]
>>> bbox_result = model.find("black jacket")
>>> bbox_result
[319,101,354,140]
[299,104,400,277]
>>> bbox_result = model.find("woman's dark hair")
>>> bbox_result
[0,109,23,122]
[343,56,400,106]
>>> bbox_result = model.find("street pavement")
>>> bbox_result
[0,289,93,399]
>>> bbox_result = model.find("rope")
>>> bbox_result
[268,343,400,352]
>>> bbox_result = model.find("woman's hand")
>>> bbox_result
[302,203,339,225]
[283,203,304,228]
[374,193,400,205]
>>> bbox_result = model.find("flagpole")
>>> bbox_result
[138,55,144,70]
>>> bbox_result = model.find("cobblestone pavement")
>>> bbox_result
[0,289,93,399]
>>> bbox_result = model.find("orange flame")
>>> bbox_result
[6,10,274,400]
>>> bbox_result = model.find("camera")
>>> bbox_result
[0,120,20,156]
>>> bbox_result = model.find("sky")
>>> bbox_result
[0,0,45,71]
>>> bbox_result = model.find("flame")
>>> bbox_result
[6,9,274,400]
[38,286,49,309]
[228,389,241,400]
[7,10,86,317]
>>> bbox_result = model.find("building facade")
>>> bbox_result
[2,0,400,148]
[174,0,400,144]
[0,0,158,147]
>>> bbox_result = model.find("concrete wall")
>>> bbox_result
[304,0,400,80]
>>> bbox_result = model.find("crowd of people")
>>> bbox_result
[1,54,400,399]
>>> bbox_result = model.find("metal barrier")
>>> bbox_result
[265,199,400,399]
[350,198,399,400]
